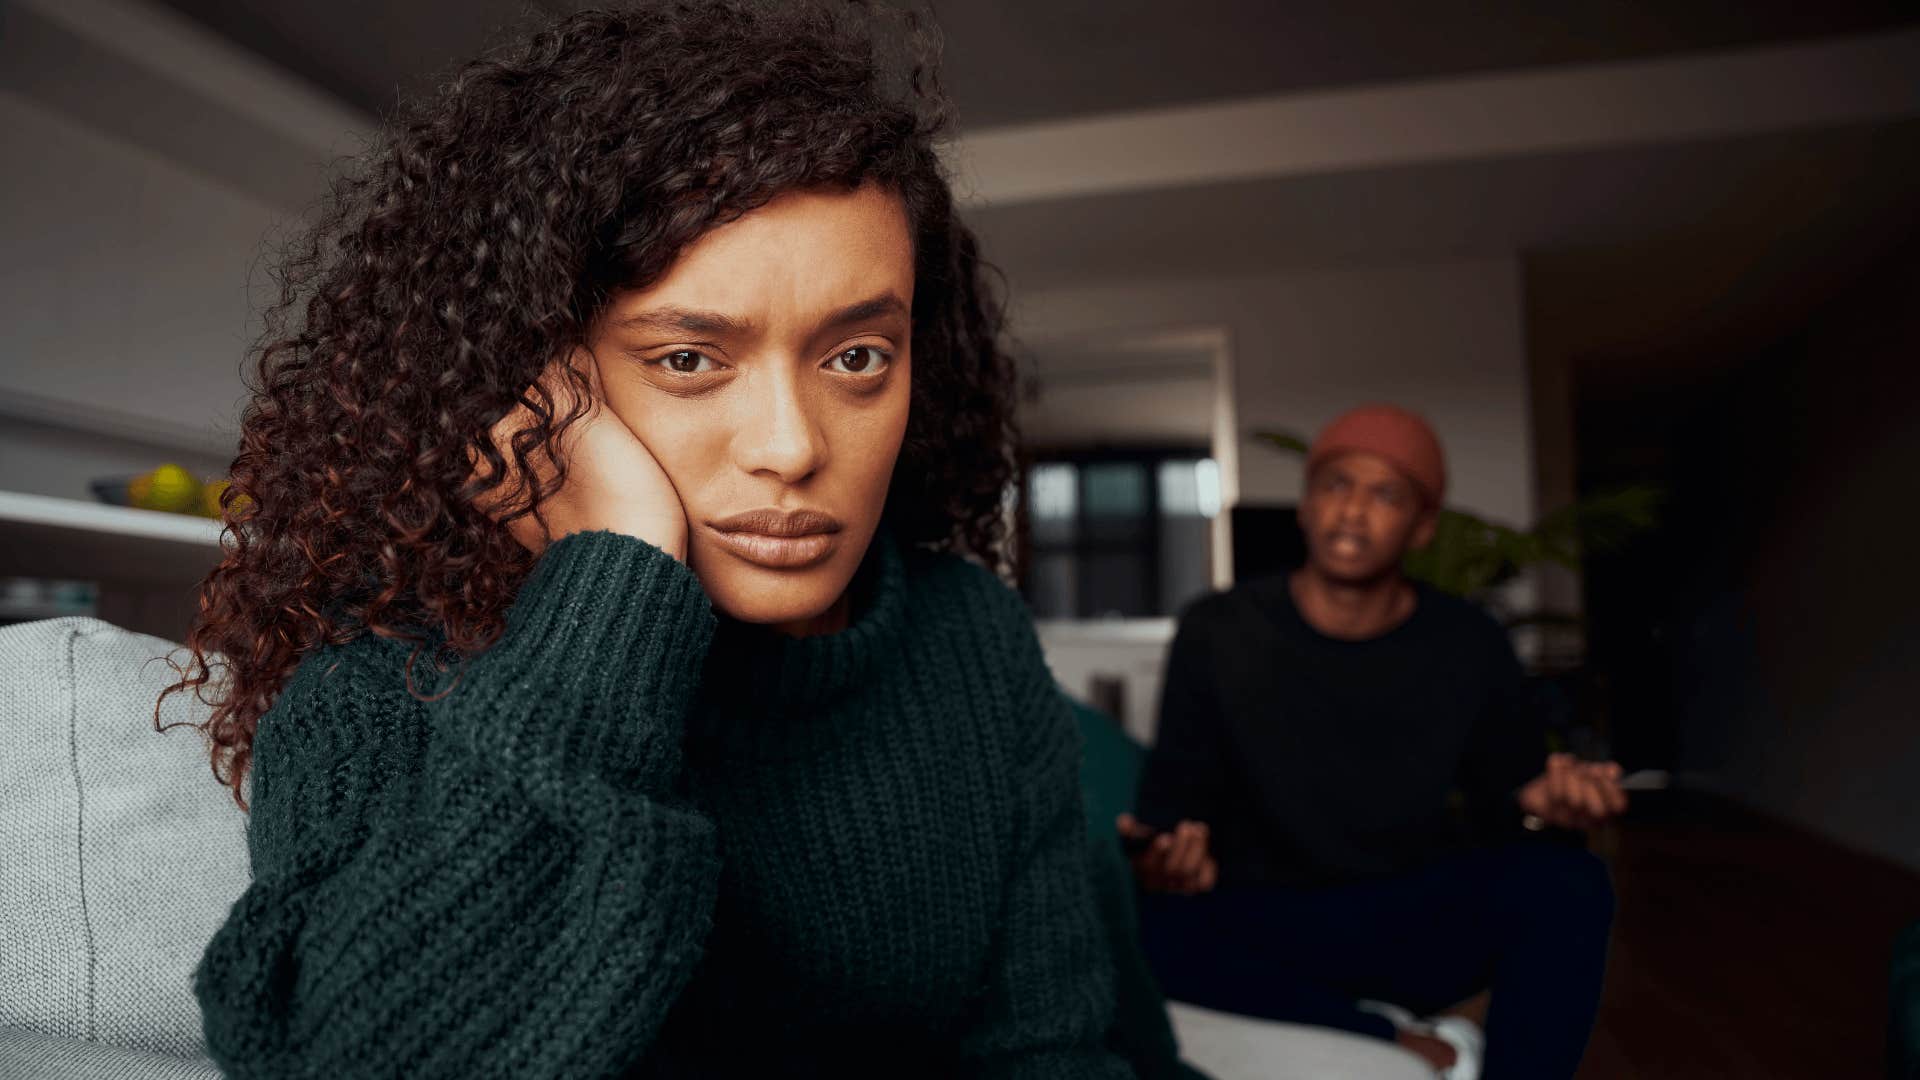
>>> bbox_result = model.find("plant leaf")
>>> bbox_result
[1252,430,1312,456]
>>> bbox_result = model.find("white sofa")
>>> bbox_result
[0,616,1429,1080]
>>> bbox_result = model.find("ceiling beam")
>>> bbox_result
[8,0,369,155]
[948,27,1920,208]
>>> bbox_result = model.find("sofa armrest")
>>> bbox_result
[0,1027,222,1080]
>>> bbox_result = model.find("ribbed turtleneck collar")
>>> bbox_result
[696,530,907,721]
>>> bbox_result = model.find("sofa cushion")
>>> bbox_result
[0,617,249,1060]
[0,1026,224,1080]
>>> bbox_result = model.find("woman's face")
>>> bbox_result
[587,183,915,632]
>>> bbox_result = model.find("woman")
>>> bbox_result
[165,4,1133,1076]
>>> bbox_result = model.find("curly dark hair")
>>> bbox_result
[158,0,1019,809]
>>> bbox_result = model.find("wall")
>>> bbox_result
[0,91,278,491]
[0,413,231,504]
[1011,257,1535,527]
[1020,373,1216,448]
[0,0,362,497]
[1676,253,1920,870]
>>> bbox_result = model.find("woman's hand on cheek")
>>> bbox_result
[472,349,690,562]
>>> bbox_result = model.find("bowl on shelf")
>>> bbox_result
[88,466,236,518]
[89,477,136,507]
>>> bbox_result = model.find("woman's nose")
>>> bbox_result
[733,368,828,484]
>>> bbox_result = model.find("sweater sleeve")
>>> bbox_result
[194,530,722,1080]
[1134,602,1230,832]
[958,621,1133,1079]
[1457,613,1547,839]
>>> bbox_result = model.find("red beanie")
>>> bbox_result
[1306,404,1447,506]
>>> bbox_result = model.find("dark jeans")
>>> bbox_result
[1138,843,1614,1080]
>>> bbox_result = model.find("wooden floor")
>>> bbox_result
[1575,792,1920,1079]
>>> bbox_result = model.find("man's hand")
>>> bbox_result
[1516,753,1629,831]
[1117,814,1218,895]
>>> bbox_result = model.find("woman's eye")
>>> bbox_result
[658,349,718,374]
[827,346,889,375]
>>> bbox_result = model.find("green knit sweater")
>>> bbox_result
[193,529,1132,1079]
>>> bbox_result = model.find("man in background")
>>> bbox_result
[1122,404,1625,1080]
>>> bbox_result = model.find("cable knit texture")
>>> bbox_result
[193,529,1127,1079]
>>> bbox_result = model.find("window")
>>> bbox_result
[1018,449,1218,619]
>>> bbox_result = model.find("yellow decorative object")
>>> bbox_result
[199,477,251,519]
[129,464,201,514]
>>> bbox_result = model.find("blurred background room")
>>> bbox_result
[3,1,1917,1076]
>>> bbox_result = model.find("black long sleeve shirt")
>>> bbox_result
[1135,575,1544,888]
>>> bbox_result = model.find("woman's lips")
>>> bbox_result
[705,526,838,569]
[704,509,843,569]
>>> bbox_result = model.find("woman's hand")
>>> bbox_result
[472,349,688,560]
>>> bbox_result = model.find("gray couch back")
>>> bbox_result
[0,617,250,1062]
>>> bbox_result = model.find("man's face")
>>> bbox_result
[1298,450,1436,585]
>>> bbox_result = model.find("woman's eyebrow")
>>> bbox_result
[617,292,907,339]
[617,306,752,338]
[819,292,909,334]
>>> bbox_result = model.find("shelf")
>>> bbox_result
[1034,617,1177,644]
[0,490,223,584]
